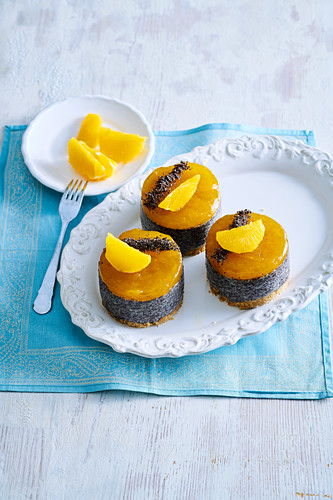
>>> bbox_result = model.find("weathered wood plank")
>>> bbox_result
[0,0,332,499]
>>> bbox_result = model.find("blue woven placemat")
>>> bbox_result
[0,123,332,398]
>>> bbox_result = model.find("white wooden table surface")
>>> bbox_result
[1,1,333,498]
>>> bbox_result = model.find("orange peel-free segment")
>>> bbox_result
[216,219,265,254]
[99,128,146,163]
[158,174,201,211]
[77,113,102,148]
[68,138,105,180]
[80,143,116,179]
[105,233,151,273]
[93,151,116,178]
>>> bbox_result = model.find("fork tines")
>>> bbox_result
[65,180,88,200]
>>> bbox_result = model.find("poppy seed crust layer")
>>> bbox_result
[99,269,184,326]
[206,252,290,303]
[140,206,218,255]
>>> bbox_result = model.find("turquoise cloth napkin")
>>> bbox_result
[0,124,332,398]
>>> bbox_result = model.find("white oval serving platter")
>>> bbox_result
[22,95,155,196]
[58,135,333,358]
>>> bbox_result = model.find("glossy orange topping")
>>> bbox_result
[141,163,220,229]
[206,213,289,280]
[99,229,183,301]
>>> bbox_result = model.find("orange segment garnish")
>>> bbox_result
[99,128,146,163]
[68,138,105,180]
[77,114,102,148]
[105,233,151,273]
[158,174,201,211]
[216,219,265,253]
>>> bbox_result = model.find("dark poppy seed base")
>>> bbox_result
[140,207,218,256]
[206,252,290,306]
[98,270,184,327]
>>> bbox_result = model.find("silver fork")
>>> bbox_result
[33,179,88,315]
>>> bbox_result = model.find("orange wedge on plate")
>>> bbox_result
[68,137,105,181]
[99,128,146,163]
[77,113,102,148]
[81,143,116,179]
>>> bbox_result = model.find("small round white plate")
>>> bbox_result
[22,95,155,196]
[58,135,333,358]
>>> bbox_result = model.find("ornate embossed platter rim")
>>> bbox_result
[58,135,333,358]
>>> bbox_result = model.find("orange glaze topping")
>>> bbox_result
[206,213,289,280]
[99,229,183,301]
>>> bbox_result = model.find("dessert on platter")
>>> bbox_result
[206,210,290,309]
[140,161,220,256]
[98,228,184,327]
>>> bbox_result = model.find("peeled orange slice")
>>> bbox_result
[99,128,146,163]
[158,174,201,211]
[93,151,116,179]
[77,113,102,148]
[216,219,265,254]
[80,142,116,179]
[68,138,105,180]
[105,233,151,273]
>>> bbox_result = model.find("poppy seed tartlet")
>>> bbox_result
[206,211,290,309]
[140,161,220,256]
[98,229,184,327]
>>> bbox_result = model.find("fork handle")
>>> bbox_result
[33,221,69,314]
